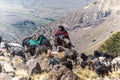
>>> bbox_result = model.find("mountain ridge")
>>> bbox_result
[35,0,120,53]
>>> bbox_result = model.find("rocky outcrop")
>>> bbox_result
[46,65,80,80]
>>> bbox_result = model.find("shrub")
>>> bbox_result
[99,31,120,55]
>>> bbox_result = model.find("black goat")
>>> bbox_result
[60,61,73,70]
[95,64,109,77]
[94,50,102,58]
[80,53,88,61]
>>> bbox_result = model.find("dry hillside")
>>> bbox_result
[36,0,120,53]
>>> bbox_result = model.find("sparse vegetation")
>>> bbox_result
[75,68,120,80]
[99,31,120,55]
[75,68,98,80]
[31,72,50,80]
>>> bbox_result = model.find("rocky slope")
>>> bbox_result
[35,0,120,53]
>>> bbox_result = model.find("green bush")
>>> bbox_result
[99,31,120,55]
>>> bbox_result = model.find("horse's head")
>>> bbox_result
[22,37,32,47]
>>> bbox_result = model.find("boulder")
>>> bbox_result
[46,65,80,80]
[40,58,51,72]
[3,63,15,73]
[11,77,20,80]
[60,71,80,80]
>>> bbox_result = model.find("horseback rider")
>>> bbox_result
[55,25,69,40]
[55,25,73,48]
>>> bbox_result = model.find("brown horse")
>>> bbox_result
[52,35,73,49]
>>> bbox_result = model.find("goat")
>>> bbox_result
[111,57,120,71]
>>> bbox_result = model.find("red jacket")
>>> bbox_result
[55,30,69,39]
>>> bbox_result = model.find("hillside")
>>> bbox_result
[0,0,92,41]
[35,0,120,53]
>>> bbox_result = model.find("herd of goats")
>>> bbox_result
[0,36,119,80]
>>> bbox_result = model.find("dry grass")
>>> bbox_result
[11,56,23,65]
[0,56,7,61]
[7,64,120,80]
[108,70,120,79]
[31,72,50,80]
[74,67,120,80]
[15,69,28,78]
[74,67,98,80]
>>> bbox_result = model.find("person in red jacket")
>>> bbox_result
[55,25,70,47]
[55,25,74,49]
[55,25,69,39]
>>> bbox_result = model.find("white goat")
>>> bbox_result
[111,57,120,71]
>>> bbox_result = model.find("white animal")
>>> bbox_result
[111,57,120,71]
[98,57,111,66]
[112,57,120,64]
[8,43,22,47]
[0,42,6,48]
[98,57,106,63]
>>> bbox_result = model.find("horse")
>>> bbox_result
[37,35,52,50]
[22,35,52,57]
[22,36,32,52]
[52,35,73,49]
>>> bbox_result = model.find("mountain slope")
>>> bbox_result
[69,0,120,53]
[52,0,120,29]
[0,0,92,41]
[36,0,120,53]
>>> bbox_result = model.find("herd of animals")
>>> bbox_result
[0,34,119,80]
